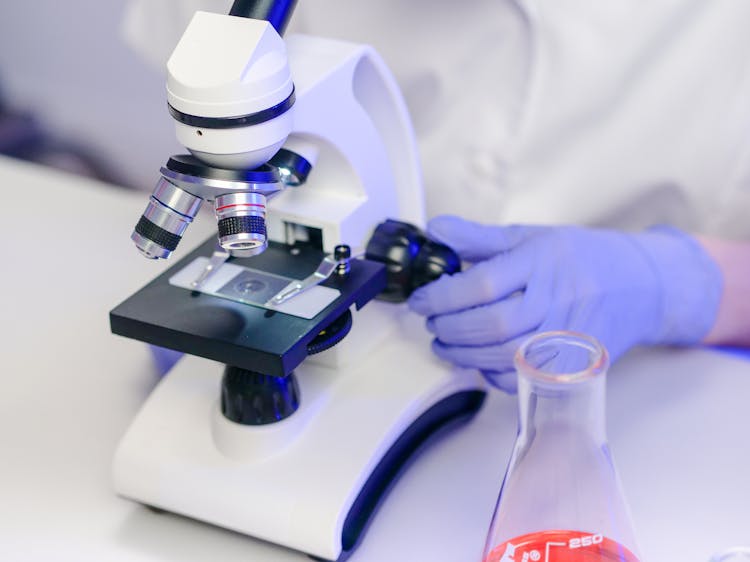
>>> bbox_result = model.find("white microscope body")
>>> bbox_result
[113,11,485,561]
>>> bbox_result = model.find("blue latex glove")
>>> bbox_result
[408,215,723,391]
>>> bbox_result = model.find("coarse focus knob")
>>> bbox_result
[365,219,461,302]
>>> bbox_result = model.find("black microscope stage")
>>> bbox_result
[110,237,387,377]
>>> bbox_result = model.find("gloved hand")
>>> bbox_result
[408,215,723,391]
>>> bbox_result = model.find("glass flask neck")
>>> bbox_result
[517,364,607,445]
[515,330,610,446]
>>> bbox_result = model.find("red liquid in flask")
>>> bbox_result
[484,530,640,562]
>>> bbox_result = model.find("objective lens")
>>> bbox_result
[215,192,268,257]
[131,178,203,259]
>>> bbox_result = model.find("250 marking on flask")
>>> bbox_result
[568,533,603,549]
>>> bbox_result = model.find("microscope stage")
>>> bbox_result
[110,237,386,377]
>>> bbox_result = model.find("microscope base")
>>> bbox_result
[112,311,486,561]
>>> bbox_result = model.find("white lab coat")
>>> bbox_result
[123,0,750,238]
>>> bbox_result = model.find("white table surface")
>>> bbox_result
[1,155,748,561]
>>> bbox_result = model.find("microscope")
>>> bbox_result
[110,2,487,560]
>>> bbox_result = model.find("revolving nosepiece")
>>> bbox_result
[131,178,203,260]
[215,192,268,257]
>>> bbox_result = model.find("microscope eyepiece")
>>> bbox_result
[215,192,268,256]
[131,178,203,260]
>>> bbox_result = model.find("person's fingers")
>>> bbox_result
[480,370,518,394]
[408,249,532,316]
[425,293,543,346]
[430,333,532,373]
[426,215,538,262]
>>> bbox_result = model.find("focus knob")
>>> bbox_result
[365,219,461,302]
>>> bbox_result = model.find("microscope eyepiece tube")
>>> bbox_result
[131,178,203,260]
[215,192,268,256]
[228,0,298,35]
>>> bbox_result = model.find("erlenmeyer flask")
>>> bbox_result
[482,331,641,562]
